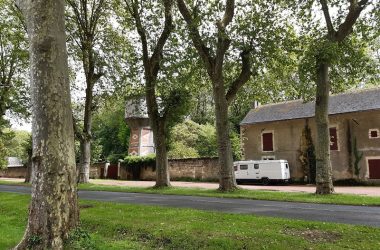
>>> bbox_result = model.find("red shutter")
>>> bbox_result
[369,159,380,179]
[329,127,338,151]
[370,130,378,138]
[262,132,273,151]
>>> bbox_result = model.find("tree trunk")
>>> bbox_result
[78,137,91,183]
[15,0,79,249]
[213,79,237,191]
[78,82,93,183]
[151,119,171,187]
[314,59,334,194]
[24,159,33,183]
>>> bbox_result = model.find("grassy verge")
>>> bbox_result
[1,179,379,206]
[79,183,380,206]
[1,192,380,250]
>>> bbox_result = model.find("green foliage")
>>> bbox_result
[92,98,130,162]
[168,120,241,160]
[299,124,316,183]
[123,154,156,169]
[107,154,125,165]
[353,137,363,177]
[0,0,30,122]
[27,235,42,249]
[65,227,97,250]
[0,138,7,169]
[2,129,31,163]
[168,142,199,159]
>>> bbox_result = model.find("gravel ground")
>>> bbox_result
[1,177,379,196]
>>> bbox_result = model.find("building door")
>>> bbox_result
[107,164,118,179]
[368,159,380,179]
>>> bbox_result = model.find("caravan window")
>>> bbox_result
[240,165,248,170]
[285,163,289,169]
[234,165,238,171]
[254,164,259,169]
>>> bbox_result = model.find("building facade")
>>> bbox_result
[125,97,155,156]
[240,88,380,182]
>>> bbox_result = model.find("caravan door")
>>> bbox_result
[251,163,260,179]
[237,164,249,179]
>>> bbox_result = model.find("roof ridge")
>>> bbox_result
[258,87,380,109]
[241,87,380,125]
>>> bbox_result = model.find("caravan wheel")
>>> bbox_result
[261,177,270,186]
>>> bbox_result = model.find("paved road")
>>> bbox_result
[1,185,379,227]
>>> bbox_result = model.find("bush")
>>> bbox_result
[107,154,125,164]
[123,154,156,168]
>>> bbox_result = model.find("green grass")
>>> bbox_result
[1,179,380,206]
[0,192,380,250]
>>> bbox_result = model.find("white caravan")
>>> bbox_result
[234,160,290,185]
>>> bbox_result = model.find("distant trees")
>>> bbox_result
[168,120,241,160]
[66,0,109,183]
[0,0,29,169]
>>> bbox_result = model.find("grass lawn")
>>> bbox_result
[1,180,380,206]
[0,192,380,250]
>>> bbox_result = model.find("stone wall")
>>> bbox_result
[0,167,27,178]
[93,157,220,181]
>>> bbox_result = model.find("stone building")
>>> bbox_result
[125,97,155,156]
[240,88,380,182]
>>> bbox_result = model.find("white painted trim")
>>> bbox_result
[261,130,275,152]
[261,155,276,160]
[365,156,380,179]
[369,129,380,139]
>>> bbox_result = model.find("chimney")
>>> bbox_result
[251,101,261,109]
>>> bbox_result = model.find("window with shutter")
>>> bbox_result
[369,129,379,139]
[329,127,338,151]
[262,132,274,152]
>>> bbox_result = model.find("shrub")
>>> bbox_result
[123,154,156,168]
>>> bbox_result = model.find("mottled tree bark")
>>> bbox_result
[213,78,236,191]
[314,60,334,194]
[153,121,170,187]
[15,0,79,249]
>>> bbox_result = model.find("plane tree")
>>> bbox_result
[66,0,132,182]
[177,0,292,191]
[15,0,78,248]
[116,0,193,187]
[289,0,379,194]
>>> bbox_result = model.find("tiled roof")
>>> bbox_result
[241,88,380,125]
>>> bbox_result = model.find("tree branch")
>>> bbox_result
[217,0,235,30]
[225,49,252,105]
[319,0,335,36]
[125,0,149,69]
[177,0,213,75]
[334,0,369,41]
[150,0,174,76]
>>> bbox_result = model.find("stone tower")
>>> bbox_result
[125,96,155,156]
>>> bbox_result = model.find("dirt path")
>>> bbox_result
[90,179,380,196]
[2,178,379,196]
